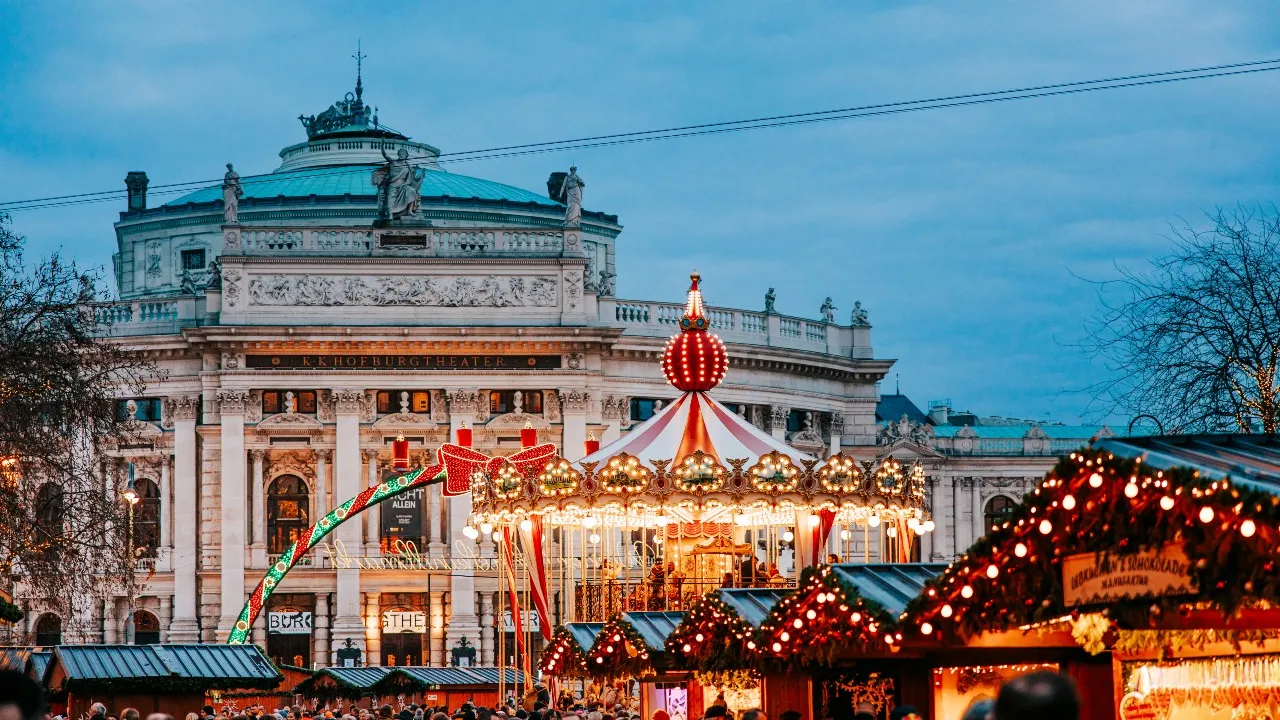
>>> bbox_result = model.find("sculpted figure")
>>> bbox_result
[850,301,870,326]
[820,297,836,323]
[559,166,585,226]
[222,163,243,224]
[764,287,776,313]
[373,148,425,220]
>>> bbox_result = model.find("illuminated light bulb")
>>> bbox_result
[695,633,704,642]
[462,526,479,539]
[782,530,795,542]
[780,632,790,642]
[596,657,603,664]
[793,619,803,629]
[772,642,782,653]
[1062,495,1077,511]
[868,514,881,528]
[1014,543,1028,558]
[840,529,850,540]
[520,519,533,532]
[1038,519,1053,535]
[682,644,692,653]
[921,622,933,636]
[1160,496,1175,511]
[589,533,601,544]
[850,612,861,623]
[986,565,999,579]
[924,520,936,532]
[605,645,614,653]
[886,526,898,538]
[806,610,817,620]
[1124,483,1139,499]
[1241,519,1257,538]
[914,523,926,536]
[1089,472,1103,488]
[583,517,599,528]
[808,515,820,527]
[480,522,493,535]
[961,585,974,599]
[1199,506,1215,524]
[746,641,756,650]
[940,604,953,618]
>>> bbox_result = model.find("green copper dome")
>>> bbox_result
[165,165,559,207]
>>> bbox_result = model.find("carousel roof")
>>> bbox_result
[581,391,812,469]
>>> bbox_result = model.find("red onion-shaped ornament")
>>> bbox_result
[661,272,729,392]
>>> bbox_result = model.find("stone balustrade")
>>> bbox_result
[229,226,565,257]
[93,297,202,336]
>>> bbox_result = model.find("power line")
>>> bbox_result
[4,57,1279,213]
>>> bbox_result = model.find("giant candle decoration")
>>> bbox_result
[456,421,472,447]
[521,421,537,448]
[584,432,601,456]
[392,435,410,471]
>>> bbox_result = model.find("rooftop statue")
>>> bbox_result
[222,163,242,225]
[373,148,425,221]
[559,166,585,226]
[820,296,836,323]
[764,287,776,313]
[850,301,870,327]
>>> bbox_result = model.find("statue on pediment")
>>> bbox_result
[820,297,836,323]
[850,301,869,327]
[764,287,776,313]
[598,269,616,297]
[373,148,425,221]
[559,167,585,227]
[222,164,243,224]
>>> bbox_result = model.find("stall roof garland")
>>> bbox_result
[541,625,595,678]
[756,565,906,665]
[902,448,1280,642]
[587,617,654,678]
[665,592,757,672]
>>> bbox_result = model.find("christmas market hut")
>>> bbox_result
[903,434,1280,720]
[42,644,283,718]
[664,588,791,717]
[369,667,522,710]
[754,563,945,719]
[292,666,390,707]
[541,622,605,678]
[586,612,685,717]
[0,647,52,682]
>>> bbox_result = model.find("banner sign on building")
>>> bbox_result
[382,611,428,634]
[268,611,313,634]
[381,487,423,542]
[1062,544,1195,607]
[246,354,562,371]
[502,610,540,633]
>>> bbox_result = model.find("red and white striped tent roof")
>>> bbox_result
[581,391,814,469]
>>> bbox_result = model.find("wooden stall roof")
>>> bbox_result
[47,644,282,691]
[566,622,606,653]
[1096,434,1280,492]
[716,588,791,628]
[830,563,947,617]
[620,612,685,652]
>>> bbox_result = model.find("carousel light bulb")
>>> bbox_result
[462,526,479,539]
[589,533,601,544]
[961,585,974,599]
[940,604,953,618]
[840,529,850,540]
[1199,506,1215,524]
[808,515,820,527]
[913,523,926,536]
[1089,472,1103,488]
[1241,519,1258,538]
[1160,496,1176,511]
[520,519,533,532]
[480,522,493,535]
[924,520,936,532]
[1062,495,1077,510]
[1014,543,1028,558]
[584,517,599,528]
[782,530,795,542]
[885,526,897,538]
[868,515,881,527]
[1124,483,1139,499]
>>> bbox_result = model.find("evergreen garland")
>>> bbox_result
[0,597,23,624]
[540,626,590,678]
[665,592,755,672]
[586,617,655,678]
[756,565,900,667]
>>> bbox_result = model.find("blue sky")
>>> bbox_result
[1,2,1278,424]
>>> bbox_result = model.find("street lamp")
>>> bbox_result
[122,462,139,643]
[122,463,140,506]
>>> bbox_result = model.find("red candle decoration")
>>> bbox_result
[392,435,410,471]
[456,421,472,447]
[584,432,601,456]
[521,421,537,448]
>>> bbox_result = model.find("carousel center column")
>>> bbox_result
[216,389,250,641]
[445,389,483,656]
[168,395,201,642]
[330,389,367,661]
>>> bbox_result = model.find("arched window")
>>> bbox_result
[267,475,310,555]
[34,613,61,646]
[984,495,1018,532]
[133,610,161,644]
[133,478,161,558]
[35,483,64,544]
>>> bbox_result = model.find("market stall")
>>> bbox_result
[585,612,686,718]
[903,434,1280,720]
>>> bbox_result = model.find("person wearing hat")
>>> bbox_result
[703,708,727,720]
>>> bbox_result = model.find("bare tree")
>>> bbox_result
[0,212,156,633]
[1084,206,1280,434]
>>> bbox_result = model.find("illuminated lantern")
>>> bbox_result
[392,434,410,471]
[661,272,728,392]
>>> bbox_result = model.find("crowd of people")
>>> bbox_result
[0,668,1079,720]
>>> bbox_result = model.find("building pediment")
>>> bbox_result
[371,412,438,431]
[878,438,945,460]
[257,412,324,432]
[117,419,163,440]
[486,412,551,430]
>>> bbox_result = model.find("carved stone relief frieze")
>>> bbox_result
[601,395,629,424]
[268,449,317,485]
[246,274,559,308]
[316,390,335,422]
[566,352,584,370]
[563,270,582,311]
[245,390,263,423]
[543,390,561,423]
[446,389,484,418]
[429,390,448,423]
[224,229,241,252]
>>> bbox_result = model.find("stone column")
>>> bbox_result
[561,389,590,461]
[158,596,173,643]
[828,414,845,455]
[159,454,172,555]
[599,395,625,445]
[169,395,200,642]
[365,592,382,666]
[428,482,445,557]
[217,389,249,641]
[314,593,331,668]
[931,476,951,561]
[315,449,331,519]
[971,478,985,545]
[250,449,267,567]
[363,449,381,556]
[429,590,446,666]
[770,406,789,442]
[445,390,483,655]
[921,476,936,561]
[251,608,266,649]
[102,598,118,644]
[330,390,365,654]
[479,591,495,665]
[953,477,967,555]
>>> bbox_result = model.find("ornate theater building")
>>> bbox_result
[17,75,1108,665]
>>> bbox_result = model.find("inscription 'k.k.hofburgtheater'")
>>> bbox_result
[246,354,562,370]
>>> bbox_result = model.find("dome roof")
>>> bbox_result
[164,164,559,208]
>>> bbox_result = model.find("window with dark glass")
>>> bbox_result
[34,614,61,646]
[376,390,431,415]
[180,249,206,271]
[381,609,426,666]
[133,610,161,644]
[629,398,670,422]
[265,596,313,668]
[132,477,161,558]
[984,495,1018,532]
[115,398,163,422]
[489,390,543,415]
[787,409,810,433]
[262,390,317,415]
[267,475,310,554]
[35,483,64,546]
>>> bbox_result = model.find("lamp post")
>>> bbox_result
[122,462,140,643]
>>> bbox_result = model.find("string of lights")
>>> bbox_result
[3,57,1279,213]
